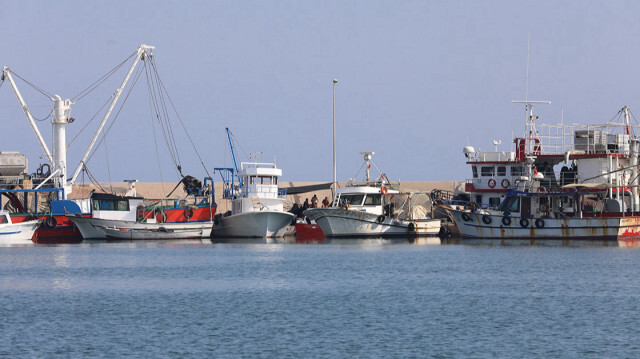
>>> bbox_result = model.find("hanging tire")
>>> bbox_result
[461,212,472,222]
[535,218,545,228]
[156,211,167,223]
[502,216,511,226]
[305,217,311,224]
[519,218,529,228]
[184,208,194,220]
[376,215,385,223]
[482,215,492,224]
[45,216,57,228]
[408,222,416,232]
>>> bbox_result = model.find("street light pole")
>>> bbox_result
[332,78,338,193]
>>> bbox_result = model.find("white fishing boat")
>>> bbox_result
[69,180,215,240]
[213,130,295,238]
[304,152,441,238]
[0,211,39,244]
[446,104,640,244]
[213,160,295,238]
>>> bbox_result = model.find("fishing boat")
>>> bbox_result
[447,103,640,244]
[212,129,295,238]
[98,222,211,240]
[304,152,442,238]
[68,178,215,240]
[0,210,39,244]
[2,45,216,241]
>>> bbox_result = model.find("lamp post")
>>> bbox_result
[332,78,338,193]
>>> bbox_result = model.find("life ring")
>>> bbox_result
[519,218,530,228]
[535,218,545,228]
[482,215,492,224]
[408,222,416,232]
[184,208,194,220]
[501,179,510,189]
[45,216,57,228]
[461,212,472,222]
[488,179,496,188]
[538,186,547,193]
[156,211,167,223]
[376,215,386,223]
[381,186,388,195]
[501,216,511,226]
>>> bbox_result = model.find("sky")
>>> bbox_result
[2,1,640,184]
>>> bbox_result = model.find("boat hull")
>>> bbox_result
[69,216,213,239]
[0,220,39,244]
[447,209,640,243]
[304,208,441,238]
[212,211,295,238]
[102,226,209,240]
[10,214,85,243]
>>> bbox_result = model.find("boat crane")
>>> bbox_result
[2,44,154,199]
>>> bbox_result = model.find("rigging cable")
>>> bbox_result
[149,58,213,177]
[145,63,167,196]
[67,95,113,148]
[71,51,137,103]
[143,60,181,177]
[8,70,54,99]
[85,63,146,163]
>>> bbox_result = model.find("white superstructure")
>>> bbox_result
[304,152,441,237]
[213,161,295,238]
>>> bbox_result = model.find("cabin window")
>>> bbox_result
[260,176,273,185]
[489,197,501,207]
[510,166,523,177]
[338,194,364,206]
[481,166,494,177]
[498,196,520,213]
[92,199,130,211]
[0,216,7,224]
[364,194,382,206]
[472,166,478,178]
[117,200,129,211]
[497,166,506,176]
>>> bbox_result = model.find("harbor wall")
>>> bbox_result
[69,181,462,211]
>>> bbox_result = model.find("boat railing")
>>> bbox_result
[537,122,640,155]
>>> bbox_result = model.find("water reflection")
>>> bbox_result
[451,236,640,248]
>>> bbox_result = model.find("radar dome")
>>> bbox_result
[463,146,475,157]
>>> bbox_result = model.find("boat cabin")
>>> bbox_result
[332,185,398,216]
[497,186,635,220]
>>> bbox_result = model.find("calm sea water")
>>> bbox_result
[1,238,639,358]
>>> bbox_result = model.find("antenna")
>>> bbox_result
[512,35,551,155]
[525,32,530,105]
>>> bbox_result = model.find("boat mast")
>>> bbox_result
[360,152,374,183]
[70,44,155,185]
[2,68,72,196]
